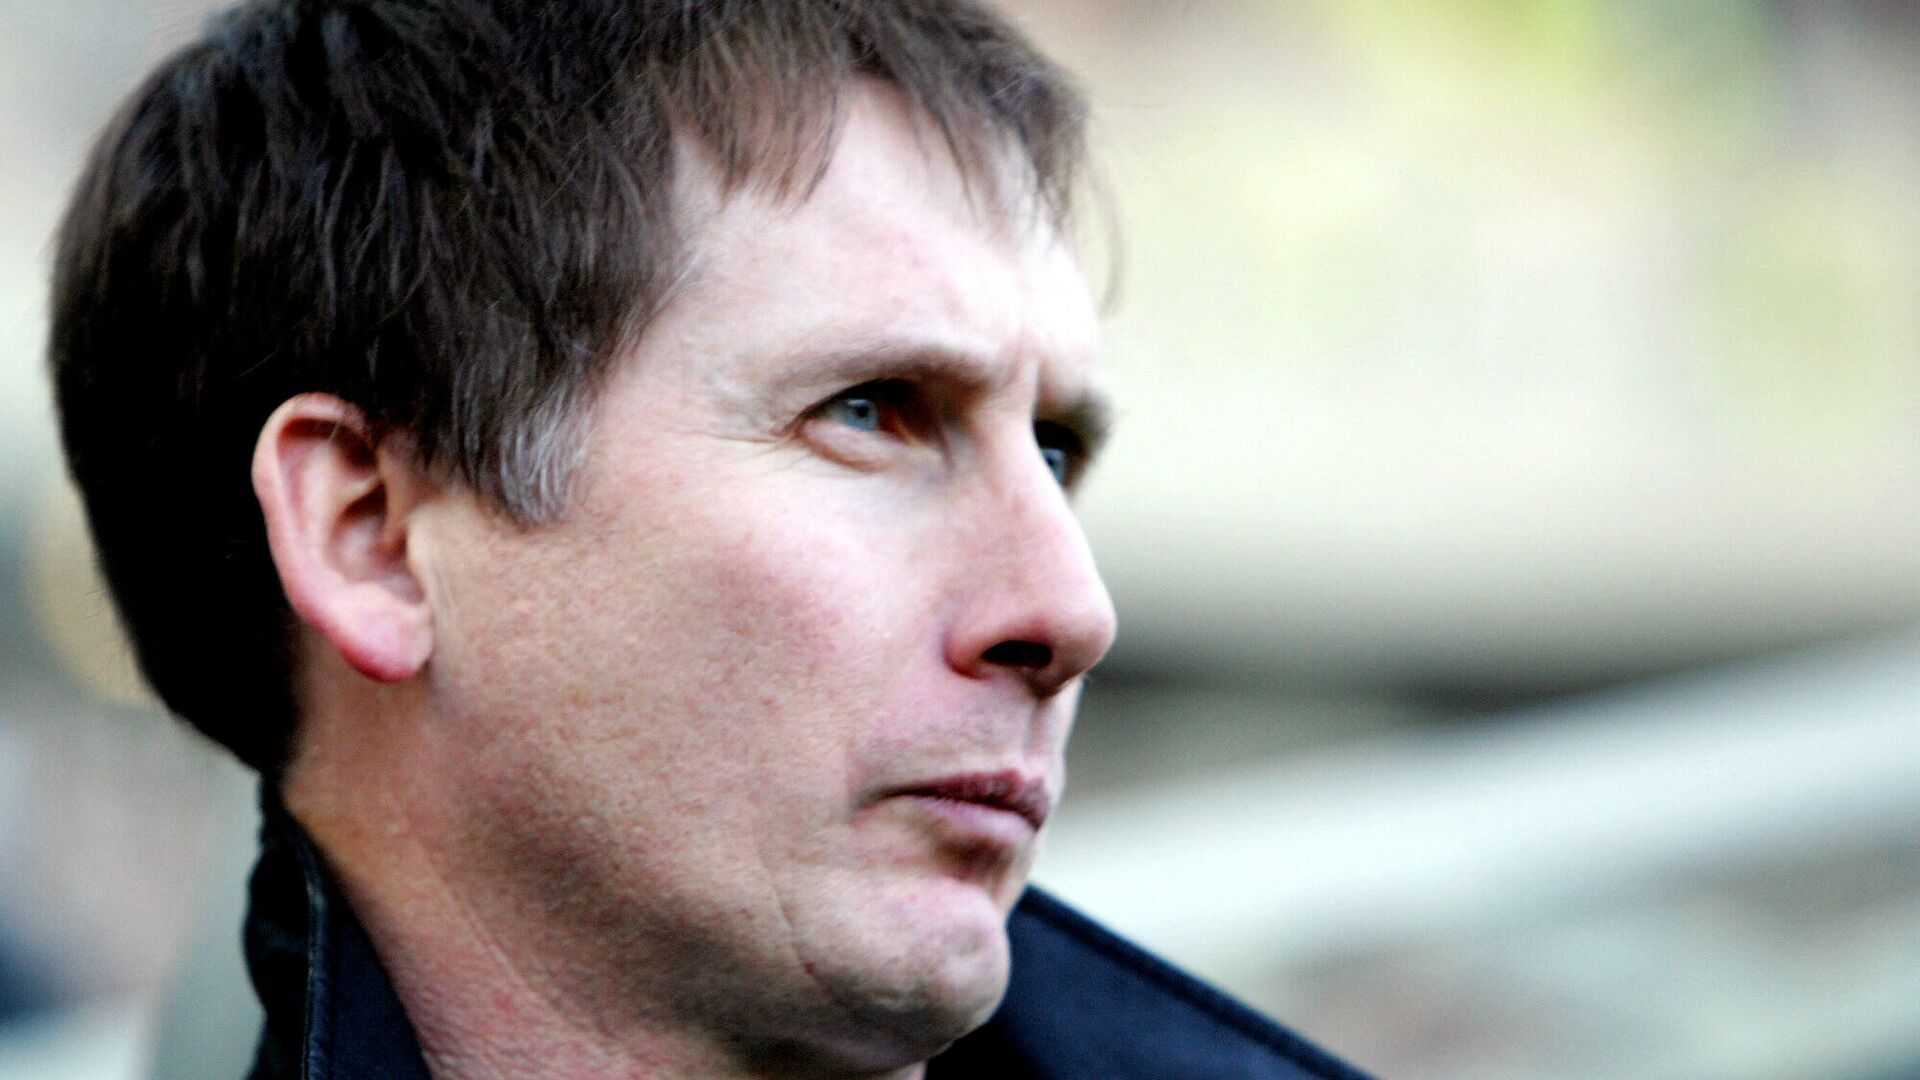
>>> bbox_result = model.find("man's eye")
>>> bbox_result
[812,380,912,434]
[1040,446,1070,485]
[819,393,884,431]
[1034,421,1084,486]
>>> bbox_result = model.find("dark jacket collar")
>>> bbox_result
[245,791,1372,1080]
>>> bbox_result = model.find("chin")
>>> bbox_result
[788,877,1015,1065]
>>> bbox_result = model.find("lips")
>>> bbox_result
[887,770,1053,832]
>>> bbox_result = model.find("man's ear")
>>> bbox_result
[252,394,436,683]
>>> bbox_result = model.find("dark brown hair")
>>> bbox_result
[49,0,1086,773]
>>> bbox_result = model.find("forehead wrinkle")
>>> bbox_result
[760,335,1009,401]
[642,84,1104,437]
[660,87,1087,325]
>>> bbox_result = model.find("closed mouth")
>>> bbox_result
[888,771,1051,831]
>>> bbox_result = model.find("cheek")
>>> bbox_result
[463,486,940,772]
[666,472,947,674]
[422,462,962,866]
[691,512,936,756]
[661,492,965,829]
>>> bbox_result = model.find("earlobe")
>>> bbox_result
[252,394,435,683]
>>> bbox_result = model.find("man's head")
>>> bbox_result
[54,0,1113,1072]
[51,0,1089,772]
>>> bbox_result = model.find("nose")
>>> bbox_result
[944,456,1119,697]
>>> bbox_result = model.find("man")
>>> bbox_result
[50,1,1371,1077]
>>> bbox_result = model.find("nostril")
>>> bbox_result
[982,640,1053,670]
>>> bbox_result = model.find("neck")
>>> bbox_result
[280,669,930,1080]
[299,800,928,1080]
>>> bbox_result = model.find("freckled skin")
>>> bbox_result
[297,84,1116,1080]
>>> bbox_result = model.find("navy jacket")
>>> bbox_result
[244,796,1373,1079]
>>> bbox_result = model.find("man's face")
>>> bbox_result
[410,86,1116,1064]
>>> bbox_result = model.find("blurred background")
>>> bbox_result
[2,0,1918,1077]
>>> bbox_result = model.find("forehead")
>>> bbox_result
[653,83,1102,398]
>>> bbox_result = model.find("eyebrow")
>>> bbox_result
[768,336,1115,452]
